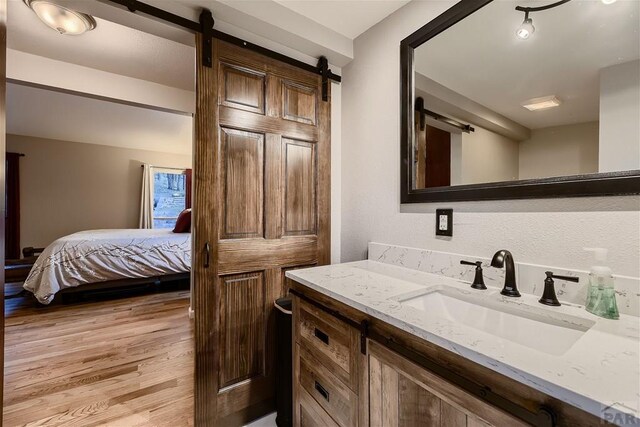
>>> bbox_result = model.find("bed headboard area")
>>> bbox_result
[6,134,192,251]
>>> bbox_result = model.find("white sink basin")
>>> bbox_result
[399,287,595,356]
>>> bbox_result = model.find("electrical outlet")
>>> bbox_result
[436,209,453,236]
[439,214,448,231]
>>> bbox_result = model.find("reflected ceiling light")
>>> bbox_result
[515,0,571,40]
[23,0,97,35]
[516,13,535,40]
[601,0,617,4]
[521,95,562,111]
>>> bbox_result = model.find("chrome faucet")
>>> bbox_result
[491,250,521,297]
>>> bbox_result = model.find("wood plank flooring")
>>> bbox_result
[3,289,194,426]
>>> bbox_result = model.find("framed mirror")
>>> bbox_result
[400,0,640,203]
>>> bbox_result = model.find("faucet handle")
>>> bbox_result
[460,260,487,290]
[546,271,579,283]
[539,271,579,306]
[460,260,482,267]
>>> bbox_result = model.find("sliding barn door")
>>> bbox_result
[193,37,330,425]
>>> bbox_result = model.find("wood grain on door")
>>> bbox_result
[193,38,330,425]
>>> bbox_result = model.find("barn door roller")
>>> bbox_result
[318,56,331,102]
[199,10,214,67]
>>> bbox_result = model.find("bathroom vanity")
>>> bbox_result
[286,244,639,427]
[284,0,640,423]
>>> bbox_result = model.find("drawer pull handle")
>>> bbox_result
[314,328,329,345]
[315,381,330,402]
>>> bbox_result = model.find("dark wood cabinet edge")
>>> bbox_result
[399,0,640,203]
[290,283,611,427]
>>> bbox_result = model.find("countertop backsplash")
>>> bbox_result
[368,242,640,317]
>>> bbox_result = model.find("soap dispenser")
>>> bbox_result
[583,248,619,320]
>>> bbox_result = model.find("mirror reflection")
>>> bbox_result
[412,0,639,189]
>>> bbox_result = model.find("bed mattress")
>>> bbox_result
[23,229,191,304]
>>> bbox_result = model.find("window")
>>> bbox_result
[152,168,187,229]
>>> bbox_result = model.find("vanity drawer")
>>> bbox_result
[298,387,340,427]
[297,344,358,427]
[295,298,358,389]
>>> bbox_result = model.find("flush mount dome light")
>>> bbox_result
[24,0,96,35]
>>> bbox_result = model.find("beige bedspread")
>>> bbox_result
[24,229,191,304]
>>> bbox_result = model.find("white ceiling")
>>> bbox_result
[8,0,195,91]
[5,0,408,154]
[8,1,193,154]
[8,0,410,90]
[7,0,411,94]
[275,0,410,39]
[415,0,640,130]
[7,83,193,155]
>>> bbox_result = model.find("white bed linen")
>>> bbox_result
[24,229,191,304]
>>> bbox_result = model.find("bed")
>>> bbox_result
[23,229,191,305]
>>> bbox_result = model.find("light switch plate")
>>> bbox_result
[435,209,453,236]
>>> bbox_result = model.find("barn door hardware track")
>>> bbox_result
[105,0,341,94]
[415,97,474,133]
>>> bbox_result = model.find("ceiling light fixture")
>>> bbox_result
[516,12,535,40]
[521,95,562,111]
[600,0,617,4]
[515,0,571,40]
[23,0,96,35]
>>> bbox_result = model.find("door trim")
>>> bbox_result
[1,0,7,418]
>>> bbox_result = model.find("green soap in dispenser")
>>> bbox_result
[583,248,619,320]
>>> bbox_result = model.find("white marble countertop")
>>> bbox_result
[286,260,640,425]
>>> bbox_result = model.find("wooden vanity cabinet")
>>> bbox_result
[293,296,368,427]
[292,294,519,427]
[292,294,522,427]
[291,289,606,427]
[368,340,526,427]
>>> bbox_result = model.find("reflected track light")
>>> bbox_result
[515,0,571,40]
[516,12,535,39]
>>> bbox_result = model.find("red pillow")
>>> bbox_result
[173,208,192,233]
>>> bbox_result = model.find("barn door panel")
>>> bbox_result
[194,38,330,425]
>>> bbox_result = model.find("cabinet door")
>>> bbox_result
[368,341,528,427]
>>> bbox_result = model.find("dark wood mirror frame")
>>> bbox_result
[400,0,640,203]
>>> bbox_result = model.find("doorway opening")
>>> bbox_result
[3,2,196,424]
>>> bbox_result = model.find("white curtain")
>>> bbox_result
[139,164,154,229]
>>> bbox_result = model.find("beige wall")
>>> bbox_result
[451,126,519,186]
[599,59,640,173]
[519,122,599,180]
[7,134,192,249]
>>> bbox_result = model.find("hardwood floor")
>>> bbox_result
[3,288,194,426]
